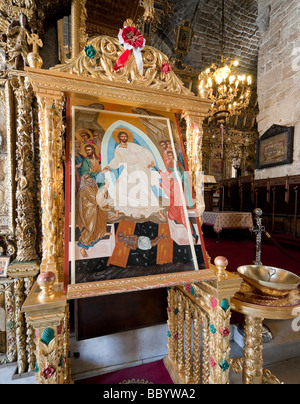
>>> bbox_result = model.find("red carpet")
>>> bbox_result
[75,360,173,385]
[204,234,300,277]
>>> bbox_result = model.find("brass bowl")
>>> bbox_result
[237,265,300,298]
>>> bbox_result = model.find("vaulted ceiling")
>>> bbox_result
[151,0,260,76]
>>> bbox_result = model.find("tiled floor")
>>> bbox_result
[1,344,300,384]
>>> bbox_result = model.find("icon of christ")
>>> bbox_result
[104,129,167,222]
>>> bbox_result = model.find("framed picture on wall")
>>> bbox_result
[210,158,224,182]
[65,98,209,289]
[256,124,294,169]
[174,20,194,59]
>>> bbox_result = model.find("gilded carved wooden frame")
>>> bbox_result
[25,34,213,299]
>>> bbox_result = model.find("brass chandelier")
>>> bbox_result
[198,0,252,126]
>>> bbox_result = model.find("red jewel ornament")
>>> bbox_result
[209,357,217,368]
[42,366,55,379]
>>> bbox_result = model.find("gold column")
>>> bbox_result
[192,306,201,384]
[72,0,88,58]
[194,259,242,385]
[14,278,27,374]
[22,273,70,384]
[177,293,185,373]
[4,282,16,363]
[167,288,176,364]
[201,313,210,384]
[164,258,241,385]
[184,300,192,383]
[183,111,205,217]
[24,276,36,372]
[10,74,39,264]
[243,315,264,384]
[36,90,65,283]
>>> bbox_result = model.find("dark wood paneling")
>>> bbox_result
[74,288,168,341]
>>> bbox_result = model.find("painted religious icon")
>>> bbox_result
[68,102,207,284]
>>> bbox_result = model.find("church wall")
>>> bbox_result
[256,0,300,179]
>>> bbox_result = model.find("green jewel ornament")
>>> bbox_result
[6,320,14,330]
[219,360,230,372]
[221,299,230,312]
[41,328,55,346]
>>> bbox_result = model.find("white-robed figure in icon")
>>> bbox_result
[103,129,166,221]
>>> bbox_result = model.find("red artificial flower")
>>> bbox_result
[122,26,144,48]
[160,62,172,75]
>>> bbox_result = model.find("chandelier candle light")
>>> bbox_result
[198,0,252,127]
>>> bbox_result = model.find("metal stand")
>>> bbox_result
[252,208,265,265]
[237,208,274,346]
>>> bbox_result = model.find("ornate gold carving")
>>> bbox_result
[14,277,27,374]
[183,111,205,216]
[0,1,35,26]
[22,279,70,384]
[24,276,36,372]
[201,313,210,384]
[140,0,155,23]
[67,270,216,300]
[243,315,263,384]
[27,32,43,68]
[0,12,9,37]
[79,0,88,52]
[11,74,38,262]
[0,79,15,236]
[167,288,176,363]
[7,260,39,278]
[36,91,64,282]
[33,305,71,384]
[5,282,16,363]
[52,33,192,96]
[263,369,282,385]
[230,357,244,374]
[164,263,241,385]
[6,13,31,70]
[26,67,211,120]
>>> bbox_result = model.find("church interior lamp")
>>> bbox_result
[199,58,252,125]
[198,0,252,126]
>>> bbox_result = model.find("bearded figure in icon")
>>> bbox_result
[104,129,166,222]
